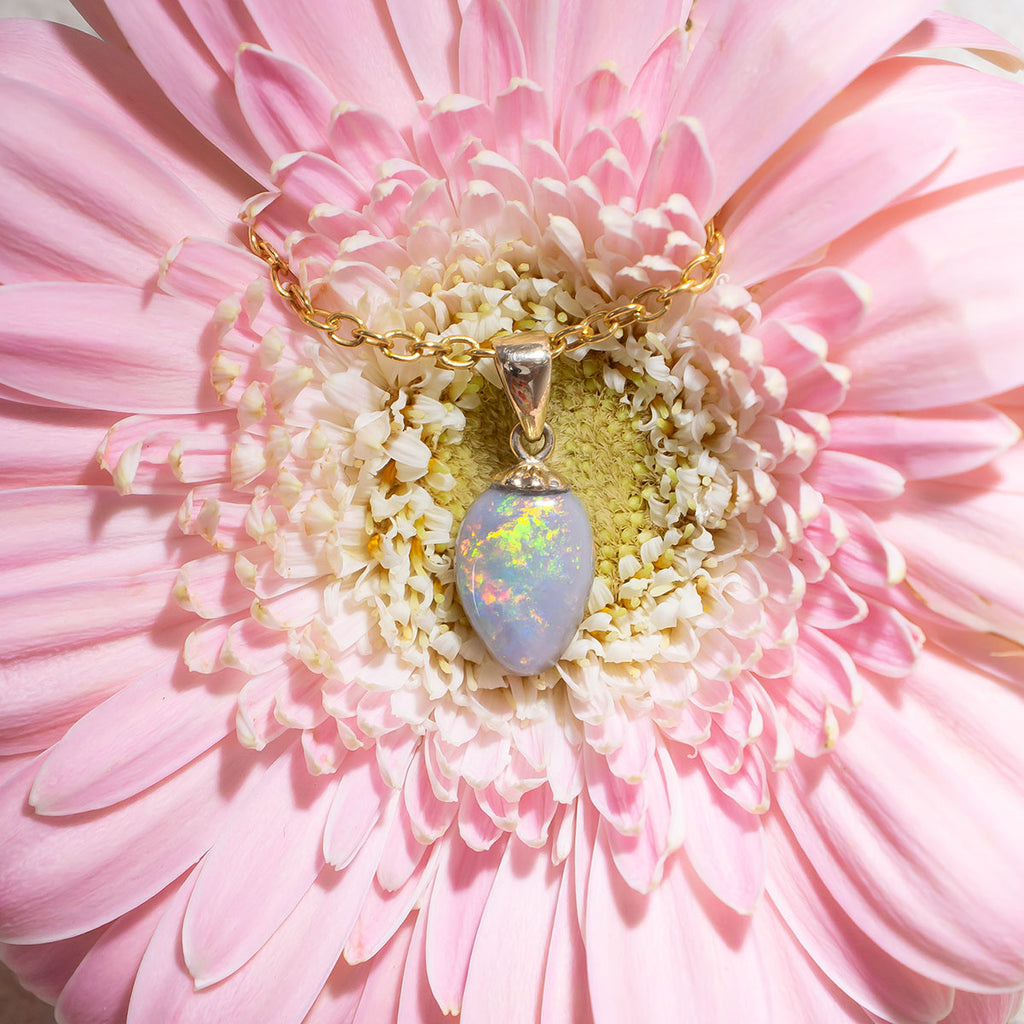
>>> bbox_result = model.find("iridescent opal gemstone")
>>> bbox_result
[455,485,594,675]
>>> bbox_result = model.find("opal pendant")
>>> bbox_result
[455,333,595,675]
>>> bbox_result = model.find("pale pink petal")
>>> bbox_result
[55,882,181,1024]
[806,450,905,502]
[674,759,765,913]
[1,571,187,668]
[128,808,390,1024]
[760,268,869,345]
[638,116,715,217]
[750,896,903,1024]
[833,177,1024,410]
[764,810,955,1022]
[395,908,447,1024]
[537,0,682,111]
[348,918,417,1024]
[828,406,1021,480]
[176,0,267,72]
[0,488,202,598]
[887,12,1024,72]
[0,284,221,413]
[559,68,627,154]
[0,627,191,757]
[234,44,336,161]
[586,827,771,1024]
[0,929,102,1003]
[880,479,1024,641]
[0,740,269,943]
[322,745,393,868]
[627,28,687,139]
[939,991,1024,1024]
[839,60,1024,200]
[243,0,419,125]
[0,20,253,222]
[725,101,956,285]
[423,834,507,1015]
[29,659,242,815]
[0,77,223,287]
[96,0,269,179]
[775,648,1024,990]
[345,843,435,965]
[539,851,592,1023]
[459,0,526,105]
[0,405,113,488]
[459,838,561,1022]
[182,743,336,987]
[676,0,934,209]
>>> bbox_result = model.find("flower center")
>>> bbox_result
[438,355,664,585]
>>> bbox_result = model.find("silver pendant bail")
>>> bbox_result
[494,331,552,444]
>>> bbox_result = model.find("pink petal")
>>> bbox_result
[775,647,1024,990]
[764,809,955,1022]
[459,839,561,1022]
[678,0,933,209]
[559,68,626,154]
[939,991,1024,1024]
[539,851,592,1023]
[182,742,336,987]
[628,28,687,140]
[887,13,1024,74]
[345,843,436,965]
[0,625,191,757]
[175,0,267,73]
[383,0,459,102]
[0,571,187,669]
[833,176,1024,410]
[0,76,223,287]
[234,44,336,161]
[807,450,905,502]
[459,0,527,105]
[328,106,411,188]
[243,0,419,126]
[586,827,771,1023]
[0,20,252,223]
[828,406,1021,480]
[0,405,113,489]
[55,881,181,1024]
[0,740,269,943]
[750,895,905,1024]
[844,60,1024,199]
[322,745,392,868]
[638,116,715,217]
[349,918,417,1024]
[0,928,102,1003]
[0,488,198,597]
[535,0,681,111]
[98,0,269,180]
[396,909,448,1024]
[29,658,242,815]
[0,284,221,413]
[760,268,869,346]
[423,834,507,1015]
[725,101,957,285]
[674,759,765,913]
[128,807,389,1024]
[879,478,1024,641]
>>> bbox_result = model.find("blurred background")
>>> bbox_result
[0,0,1021,1022]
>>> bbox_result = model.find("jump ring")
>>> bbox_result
[510,423,554,462]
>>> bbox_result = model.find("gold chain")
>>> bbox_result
[245,220,724,371]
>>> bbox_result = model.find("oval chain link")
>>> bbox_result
[246,220,723,367]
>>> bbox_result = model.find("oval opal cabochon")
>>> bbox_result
[455,486,595,675]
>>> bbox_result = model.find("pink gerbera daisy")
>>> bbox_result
[2,1,1024,1022]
